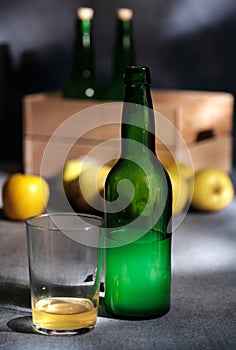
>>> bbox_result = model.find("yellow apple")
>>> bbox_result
[63,157,111,212]
[167,161,194,182]
[162,159,193,214]
[63,157,97,183]
[79,164,111,210]
[191,168,234,212]
[63,157,97,201]
[166,167,190,215]
[2,173,50,221]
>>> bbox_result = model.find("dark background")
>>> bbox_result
[0,0,235,171]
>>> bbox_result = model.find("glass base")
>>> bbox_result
[33,323,96,336]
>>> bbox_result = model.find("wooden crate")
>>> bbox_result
[23,90,234,176]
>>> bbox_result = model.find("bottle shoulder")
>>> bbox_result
[106,157,171,187]
[104,157,172,227]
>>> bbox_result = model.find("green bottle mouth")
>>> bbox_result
[124,66,151,85]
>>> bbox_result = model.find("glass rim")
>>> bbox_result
[25,212,104,231]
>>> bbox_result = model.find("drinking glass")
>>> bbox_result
[25,213,103,336]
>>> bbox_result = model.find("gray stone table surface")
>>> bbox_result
[0,171,236,350]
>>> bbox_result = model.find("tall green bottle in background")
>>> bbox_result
[104,66,172,319]
[63,7,99,99]
[102,8,135,101]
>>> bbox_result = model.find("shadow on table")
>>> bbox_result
[7,316,36,334]
[98,296,111,318]
[0,208,6,219]
[0,282,30,307]
[0,282,34,334]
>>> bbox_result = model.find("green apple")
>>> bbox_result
[191,168,234,212]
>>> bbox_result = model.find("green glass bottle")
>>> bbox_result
[104,66,172,319]
[63,7,99,99]
[102,8,135,101]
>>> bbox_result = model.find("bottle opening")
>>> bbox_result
[124,66,151,85]
[77,7,94,20]
[117,8,133,21]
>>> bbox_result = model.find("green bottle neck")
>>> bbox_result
[113,19,134,76]
[121,82,156,157]
[73,18,94,79]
